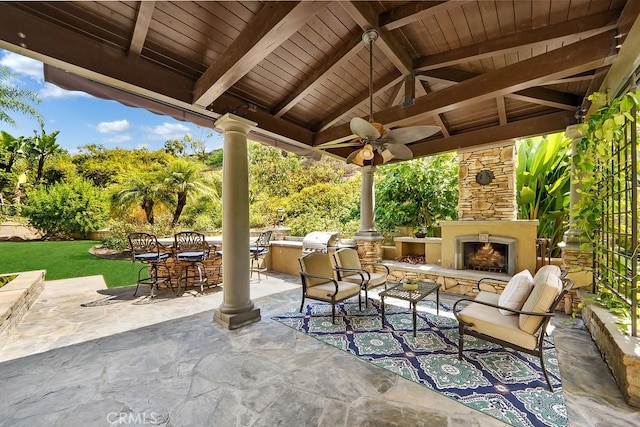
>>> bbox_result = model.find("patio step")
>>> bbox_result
[0,270,46,348]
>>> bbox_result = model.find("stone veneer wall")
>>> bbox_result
[458,143,517,220]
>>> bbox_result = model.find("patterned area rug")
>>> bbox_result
[272,300,567,427]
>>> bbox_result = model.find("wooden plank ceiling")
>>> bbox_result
[0,1,638,161]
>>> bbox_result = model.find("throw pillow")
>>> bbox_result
[498,269,534,315]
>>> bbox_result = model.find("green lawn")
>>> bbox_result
[0,240,138,288]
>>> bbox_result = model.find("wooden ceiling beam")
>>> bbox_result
[272,34,363,118]
[595,0,640,100]
[129,1,155,57]
[379,1,450,31]
[340,1,413,75]
[193,1,325,107]
[415,10,618,71]
[410,110,577,157]
[314,71,403,132]
[542,71,595,86]
[496,96,507,126]
[420,68,583,110]
[0,3,193,103]
[210,93,315,147]
[316,30,616,145]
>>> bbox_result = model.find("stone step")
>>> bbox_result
[0,270,46,348]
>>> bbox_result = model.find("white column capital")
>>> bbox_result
[565,124,586,140]
[215,113,257,134]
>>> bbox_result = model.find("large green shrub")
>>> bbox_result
[375,153,458,236]
[23,179,108,238]
[515,133,571,256]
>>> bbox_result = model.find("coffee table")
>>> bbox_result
[379,281,441,337]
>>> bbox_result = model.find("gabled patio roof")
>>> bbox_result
[1,1,639,159]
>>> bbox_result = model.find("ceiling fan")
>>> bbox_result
[329,29,441,166]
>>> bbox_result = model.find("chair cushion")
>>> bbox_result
[335,248,361,269]
[458,291,537,350]
[498,269,534,315]
[519,270,563,334]
[134,252,170,261]
[300,253,334,287]
[534,264,561,280]
[250,247,268,255]
[177,251,206,261]
[342,271,387,289]
[305,280,361,301]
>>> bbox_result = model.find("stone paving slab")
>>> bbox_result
[0,272,639,426]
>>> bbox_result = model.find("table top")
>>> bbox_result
[378,281,440,302]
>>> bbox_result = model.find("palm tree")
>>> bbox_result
[26,127,60,185]
[163,159,214,227]
[0,66,43,127]
[112,175,168,225]
[0,131,25,173]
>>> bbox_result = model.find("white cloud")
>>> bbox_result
[143,122,191,140]
[97,119,130,133]
[0,51,42,81]
[39,82,92,99]
[136,143,150,150]
[107,134,133,143]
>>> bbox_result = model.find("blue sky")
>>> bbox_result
[0,48,223,154]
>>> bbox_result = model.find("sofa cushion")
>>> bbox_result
[533,264,561,281]
[457,291,538,350]
[519,271,563,334]
[498,269,534,315]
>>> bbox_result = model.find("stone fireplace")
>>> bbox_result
[441,142,538,275]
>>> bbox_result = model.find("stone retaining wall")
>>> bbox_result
[580,292,640,408]
[0,270,46,347]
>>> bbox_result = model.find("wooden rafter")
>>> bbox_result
[543,71,595,86]
[339,1,413,75]
[193,1,325,107]
[387,81,404,108]
[416,79,450,137]
[129,1,155,57]
[403,73,415,107]
[314,71,403,131]
[379,1,450,31]
[315,30,616,146]
[414,10,618,71]
[272,34,363,118]
[0,3,193,103]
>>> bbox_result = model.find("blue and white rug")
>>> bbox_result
[272,300,567,427]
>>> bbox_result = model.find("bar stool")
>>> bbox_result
[128,232,173,297]
[173,231,210,294]
[250,230,272,281]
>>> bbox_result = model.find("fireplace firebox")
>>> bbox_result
[454,235,517,275]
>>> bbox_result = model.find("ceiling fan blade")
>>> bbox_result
[385,143,413,160]
[384,126,441,145]
[350,117,381,139]
[346,148,365,166]
[316,139,362,149]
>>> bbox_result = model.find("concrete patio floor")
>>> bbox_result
[0,272,638,426]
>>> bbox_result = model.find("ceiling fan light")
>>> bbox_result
[362,143,374,160]
[380,148,394,163]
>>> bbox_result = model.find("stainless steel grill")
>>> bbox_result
[301,231,358,254]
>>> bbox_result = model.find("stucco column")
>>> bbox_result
[213,113,261,329]
[356,165,378,235]
[559,123,592,294]
[355,165,383,262]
